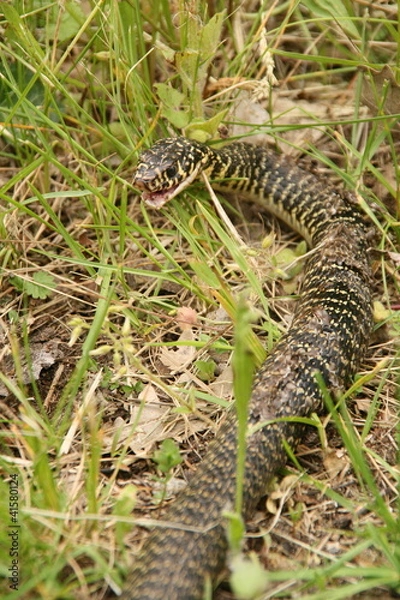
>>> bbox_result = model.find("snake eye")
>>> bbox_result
[165,166,177,180]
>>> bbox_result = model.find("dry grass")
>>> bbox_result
[0,1,399,599]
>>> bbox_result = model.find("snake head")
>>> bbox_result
[133,137,211,208]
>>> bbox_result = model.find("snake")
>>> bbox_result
[122,137,373,599]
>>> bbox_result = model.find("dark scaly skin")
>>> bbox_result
[121,138,373,599]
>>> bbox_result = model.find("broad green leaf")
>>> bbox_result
[185,109,229,141]
[155,83,190,128]
[155,82,185,108]
[163,107,190,129]
[153,438,182,474]
[176,10,226,117]
[304,0,360,39]
[47,0,86,42]
[199,10,226,59]
[194,359,216,382]
[12,272,57,300]
[30,271,57,299]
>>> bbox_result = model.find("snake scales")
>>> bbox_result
[123,137,373,599]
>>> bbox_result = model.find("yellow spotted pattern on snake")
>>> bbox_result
[122,137,373,600]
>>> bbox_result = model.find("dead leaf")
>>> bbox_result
[127,384,168,454]
[103,383,206,457]
[209,364,233,399]
[153,476,187,499]
[355,397,372,413]
[388,251,400,265]
[0,340,61,396]
[322,448,349,479]
[159,329,197,373]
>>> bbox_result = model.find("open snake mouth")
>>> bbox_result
[140,187,177,208]
[135,163,203,208]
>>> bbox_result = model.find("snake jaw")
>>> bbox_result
[135,161,203,208]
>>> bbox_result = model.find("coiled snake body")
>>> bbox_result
[124,137,373,599]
